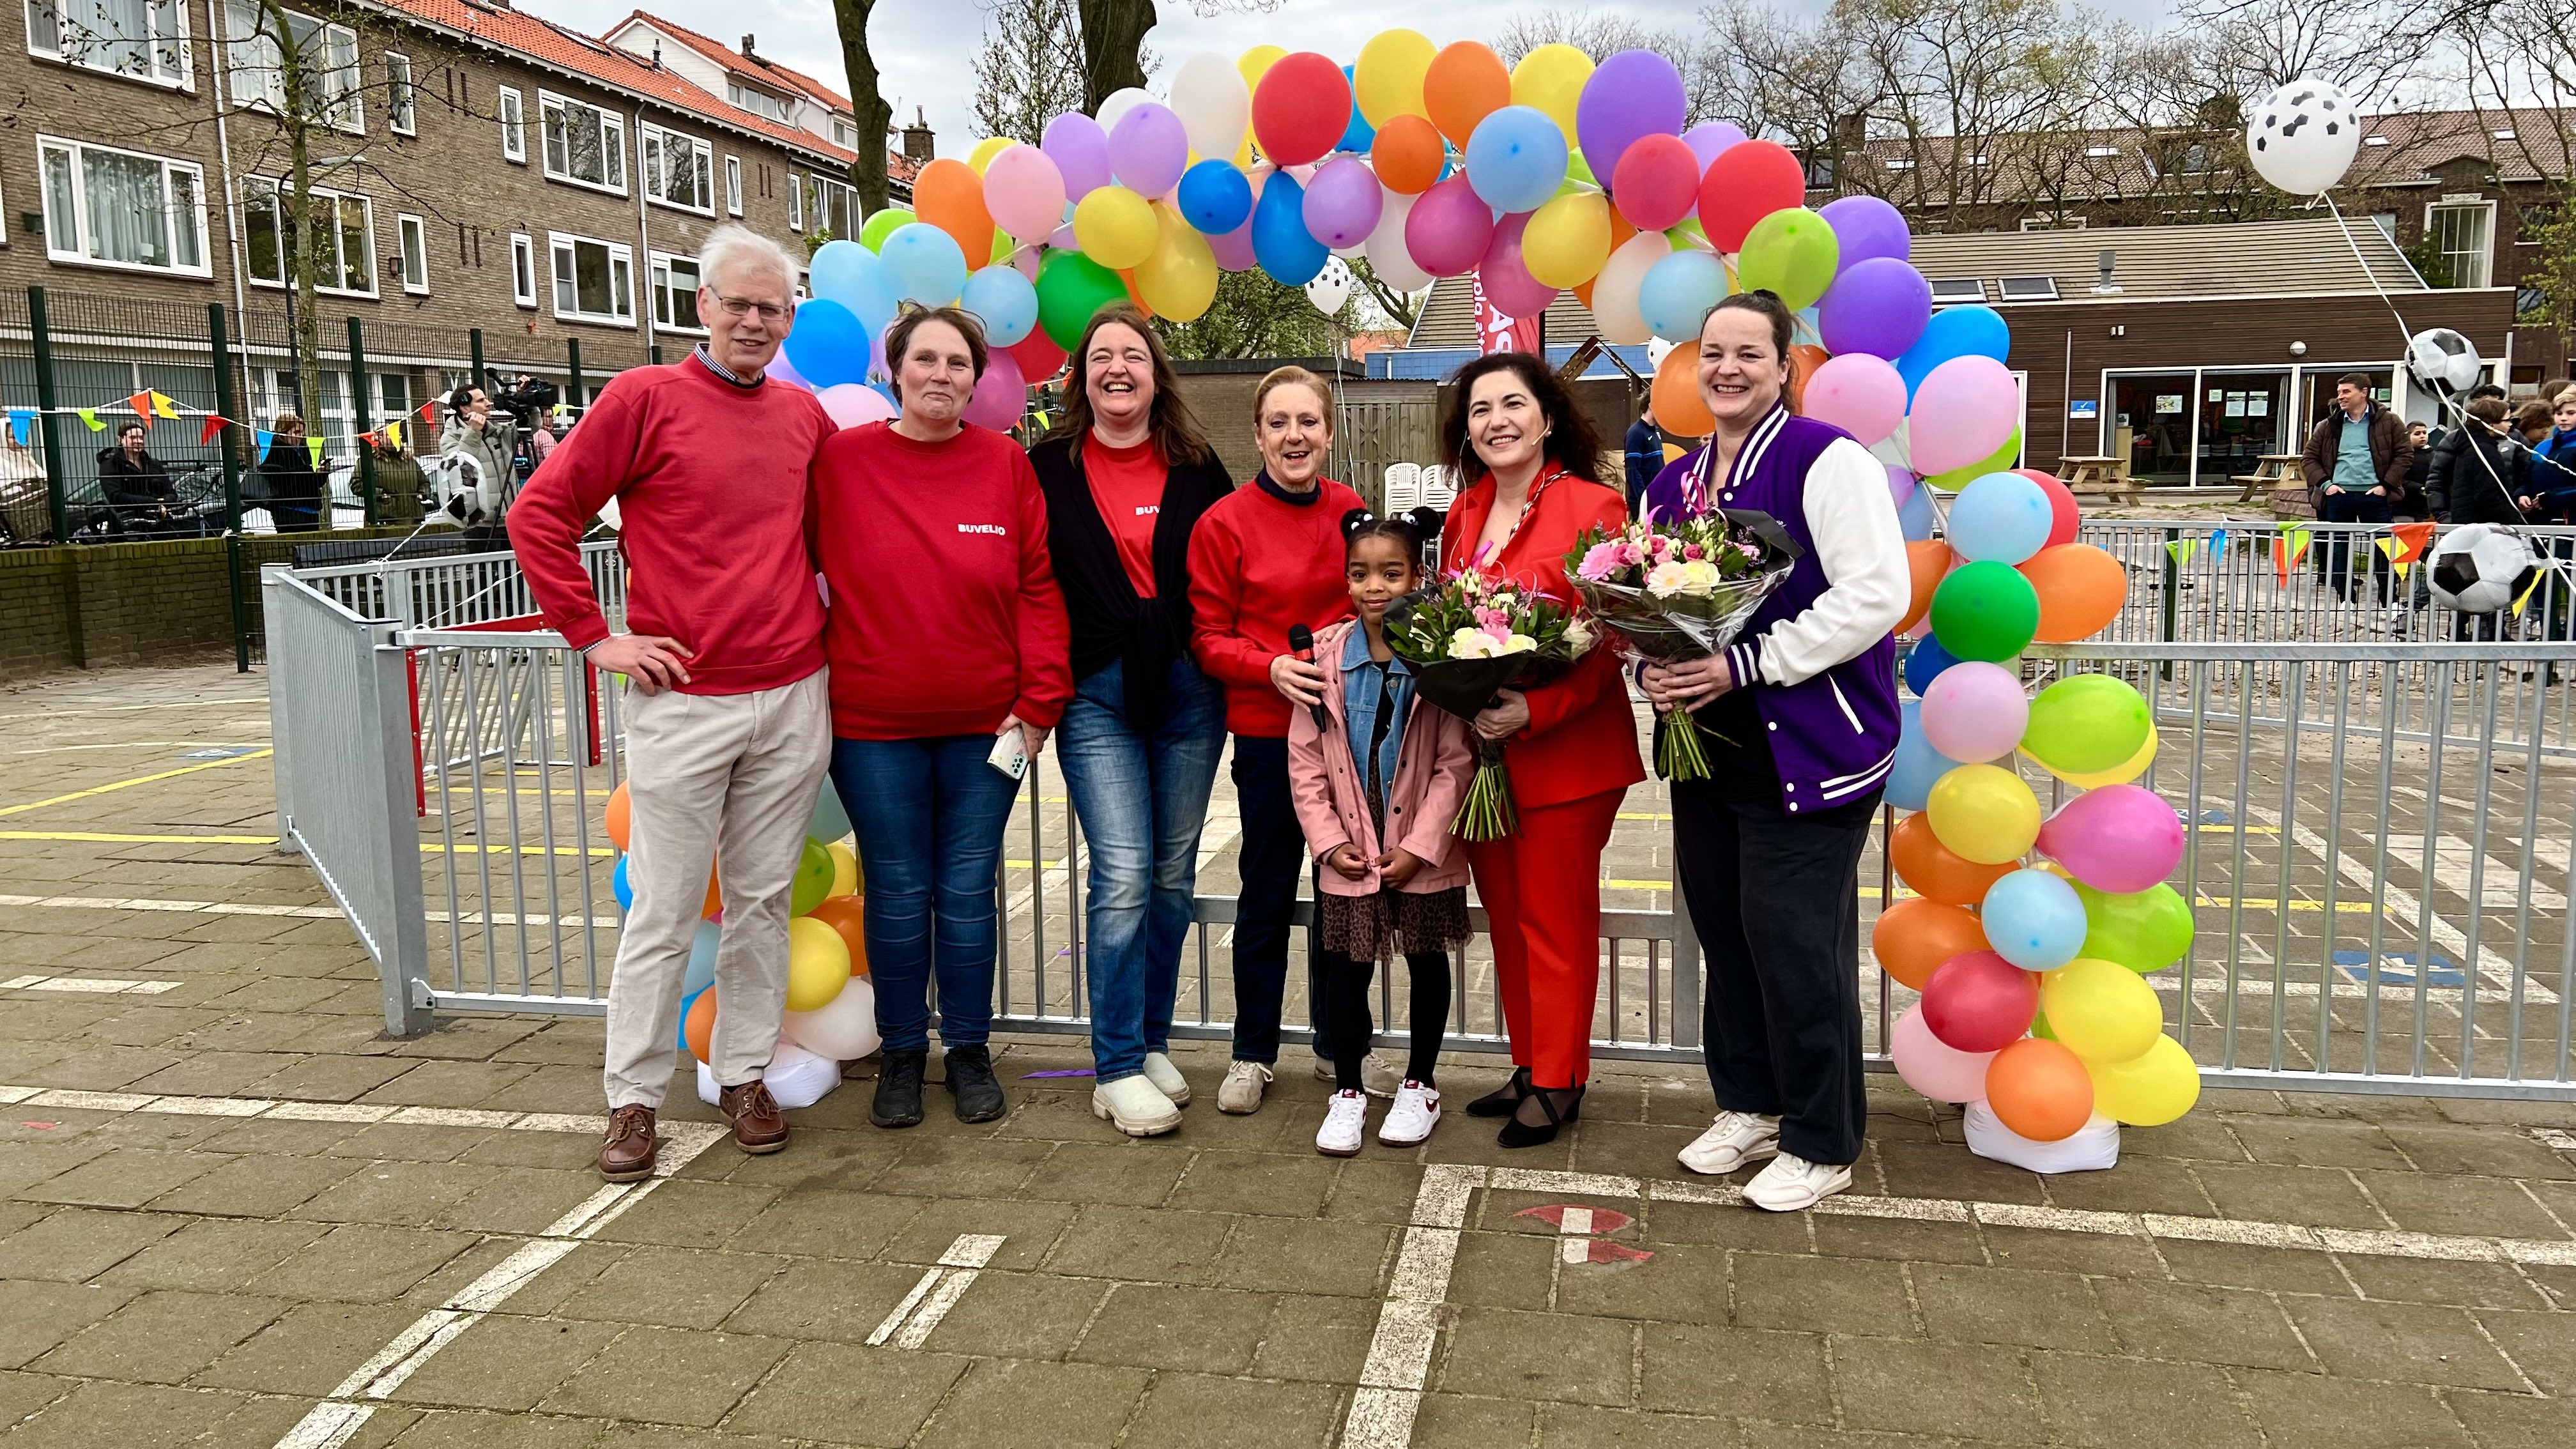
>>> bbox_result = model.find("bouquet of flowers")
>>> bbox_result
[1565,510,1802,782]
[1384,571,1596,840]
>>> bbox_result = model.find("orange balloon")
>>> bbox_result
[1984,1037,2096,1142]
[914,157,994,263]
[1890,811,2017,907]
[603,782,631,854]
[1371,112,1448,195]
[1652,340,1713,438]
[1423,41,1510,148]
[1871,898,1989,991]
[683,988,717,1064]
[807,894,870,977]
[1786,344,1830,414]
[702,868,723,921]
[1899,540,1953,635]
[2020,542,2127,643]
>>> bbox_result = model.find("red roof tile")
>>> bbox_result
[615,10,852,113]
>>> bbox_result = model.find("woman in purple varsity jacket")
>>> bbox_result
[1638,291,1911,1213]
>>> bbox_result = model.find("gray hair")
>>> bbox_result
[696,224,797,298]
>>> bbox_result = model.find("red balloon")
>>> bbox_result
[1698,139,1807,252]
[1006,330,1068,387]
[1252,52,1352,167]
[1611,133,1703,233]
[1921,951,2039,1053]
[2016,468,2080,547]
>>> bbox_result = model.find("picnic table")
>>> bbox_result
[2057,455,2140,505]
[2231,452,2304,505]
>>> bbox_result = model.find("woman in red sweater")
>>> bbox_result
[813,307,1071,1131]
[1439,352,1644,1147]
[1187,366,1379,1114]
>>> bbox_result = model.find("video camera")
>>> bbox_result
[486,371,560,433]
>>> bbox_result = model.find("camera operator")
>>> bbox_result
[441,383,518,543]
[98,421,181,536]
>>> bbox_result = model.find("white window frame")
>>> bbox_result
[724,155,742,217]
[385,50,414,135]
[639,122,713,215]
[240,176,376,296]
[498,86,525,163]
[222,0,361,134]
[548,230,635,326]
[25,0,193,89]
[539,90,627,195]
[650,250,707,335]
[396,211,427,293]
[2425,199,2496,289]
[786,169,802,229]
[726,79,789,122]
[509,231,535,307]
[804,170,856,238]
[37,134,211,277]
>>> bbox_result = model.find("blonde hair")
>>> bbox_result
[1254,364,1333,422]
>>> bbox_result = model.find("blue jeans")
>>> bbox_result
[1056,657,1225,1082]
[831,734,1022,1054]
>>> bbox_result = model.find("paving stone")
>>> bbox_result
[719,1256,927,1343]
[1639,1200,1815,1254]
[2280,1296,2529,1391]
[868,1135,1054,1201]
[723,1190,921,1261]
[379,1407,595,1448]
[724,1341,970,1446]
[291,1160,505,1227]
[589,1181,781,1250]
[0,1369,74,1431]
[1872,1138,2051,1204]
[2439,1388,2576,1449]
[914,1357,1149,1449]
[0,1281,138,1369]
[1016,1140,1192,1208]
[122,1050,304,1097]
[95,1218,330,1293]
[146,1151,367,1218]
[535,1325,788,1428]
[1248,1292,1376,1384]
[242,1223,480,1303]
[1552,1240,1729,1325]
[2028,1350,2264,1448]
[193,1300,427,1395]
[914,1268,1107,1360]
[1807,1213,1987,1266]
[2156,1238,2356,1296]
[1166,1149,1338,1218]
[2380,1124,2576,1181]
[2225,1115,2418,1171]
[386,1314,624,1412]
[1208,1216,1394,1297]
[433,1166,611,1236]
[0,1378,268,1449]
[1909,1262,2115,1351]
[1071,1283,1276,1374]
[1729,1251,1916,1337]
[319,1122,505,1163]
[550,1245,786,1331]
[1567,1119,1698,1179]
[2039,1156,2220,1216]
[32,1289,288,1383]
[1121,1370,1343,1449]
[1043,1204,1236,1284]
[2190,1162,2391,1230]
[2231,1368,2474,1449]
[1411,1392,1537,1449]
[1832,1335,2050,1443]
[253,1053,422,1102]
[194,1114,367,1157]
[1637,1322,1832,1422]
[0,1206,186,1281]
[2347,1171,2572,1241]
[1538,1402,1742,1449]
[878,1195,1076,1272]
[2476,1307,2576,1395]
[1317,1156,1430,1224]
[24,1045,185,1092]
[2337,1254,2553,1310]
[1445,1229,1556,1312]
[2092,1279,2317,1372]
[9,1149,218,1209]
[1436,1307,1635,1407]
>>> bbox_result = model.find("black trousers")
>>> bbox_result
[1319,947,1450,1091]
[1229,735,1331,1064]
[1672,778,1876,1166]
[2319,490,2394,605]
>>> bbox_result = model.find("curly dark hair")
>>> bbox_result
[1438,351,1604,486]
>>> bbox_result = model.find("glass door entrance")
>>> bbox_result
[2197,372,2289,484]
[2112,374,2196,486]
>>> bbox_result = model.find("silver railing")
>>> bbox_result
[295,539,627,632]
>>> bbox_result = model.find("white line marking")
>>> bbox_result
[1556,1206,1595,1264]
[1340,1163,1485,1449]
[0,893,620,930]
[2534,1127,2576,1153]
[866,1234,1006,1349]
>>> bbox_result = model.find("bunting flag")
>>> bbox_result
[2208,527,2228,562]
[2389,520,2437,565]
[6,409,31,446]
[254,429,274,451]
[358,432,376,448]
[2272,527,2313,588]
[2164,538,2200,567]
[127,390,151,422]
[198,415,226,445]
[383,420,402,449]
[2375,535,2403,563]
[149,390,177,420]
[2514,568,2547,617]
[76,408,102,432]
[418,400,438,424]
[306,436,326,469]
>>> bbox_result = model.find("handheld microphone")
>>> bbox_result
[1287,624,1328,730]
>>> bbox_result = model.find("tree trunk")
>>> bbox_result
[1078,0,1152,114]
[830,0,893,212]
[267,0,330,532]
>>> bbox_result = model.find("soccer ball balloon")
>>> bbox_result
[2407,328,2483,394]
[2246,78,2360,196]
[2430,523,2536,615]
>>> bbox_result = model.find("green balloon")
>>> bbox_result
[2030,1007,2057,1041]
[2074,881,2194,972]
[790,837,834,917]
[1735,206,1840,310]
[1929,429,2021,490]
[1565,150,1597,187]
[1928,560,2040,663]
[2025,675,2152,774]
[859,208,914,251]
[1036,250,1129,351]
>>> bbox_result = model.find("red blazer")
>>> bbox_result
[1439,470,1645,808]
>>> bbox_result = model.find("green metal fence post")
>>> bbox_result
[27,287,68,544]
[469,328,486,392]
[347,316,376,527]
[2160,525,2180,683]
[210,303,244,535]
[227,533,250,672]
[566,338,585,419]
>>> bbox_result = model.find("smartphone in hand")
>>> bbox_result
[986,726,1028,781]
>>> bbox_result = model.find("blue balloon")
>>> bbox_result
[1336,65,1376,154]
[1177,158,1254,236]
[1252,170,1327,286]
[809,773,852,843]
[1638,250,1728,342]
[1949,471,2053,565]
[808,240,900,332]
[1896,304,2011,397]
[879,221,969,305]
[1981,868,2087,972]
[611,854,632,911]
[781,298,872,390]
[1464,105,1568,215]
[678,984,707,1053]
[1897,480,1936,541]
[1904,635,1959,698]
[682,921,721,999]
[959,264,1039,348]
[1886,700,1961,813]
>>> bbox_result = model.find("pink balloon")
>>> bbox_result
[1908,355,2020,476]
[1918,661,2028,763]
[1611,133,1703,232]
[1406,174,1496,279]
[2037,785,2185,893]
[765,349,812,392]
[963,348,1027,431]
[1208,217,1257,272]
[1802,353,1906,447]
[1303,157,1384,250]
[1477,213,1556,319]
[1922,951,2038,1053]
[1891,1004,1995,1103]
[815,382,894,429]
[983,144,1068,243]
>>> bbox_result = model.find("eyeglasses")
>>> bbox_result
[714,294,788,323]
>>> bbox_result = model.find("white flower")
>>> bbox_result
[1563,615,1595,652]
[1448,627,1501,659]
[1501,632,1538,654]
[1644,560,1695,597]
[1680,558,1722,592]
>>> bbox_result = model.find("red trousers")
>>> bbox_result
[1466,788,1623,1089]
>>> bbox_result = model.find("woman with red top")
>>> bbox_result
[1188,365,1383,1114]
[1438,352,1645,1147]
[813,307,1073,1131]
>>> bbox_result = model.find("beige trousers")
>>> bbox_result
[602,670,831,1110]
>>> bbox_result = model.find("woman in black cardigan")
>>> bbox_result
[1029,305,1234,1138]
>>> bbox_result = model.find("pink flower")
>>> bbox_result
[1682,542,1705,561]
[1577,542,1621,580]
[1613,540,1645,568]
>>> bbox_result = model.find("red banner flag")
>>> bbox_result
[2390,520,2436,564]
[419,400,438,424]
[199,415,226,445]
[1473,275,1542,356]
[128,390,153,422]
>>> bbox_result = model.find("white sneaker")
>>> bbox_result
[1091,1075,1182,1137]
[1744,1152,1853,1212]
[1315,1089,1368,1156]
[1312,1051,1401,1098]
[1142,1051,1192,1107]
[1677,1110,1781,1176]
[1377,1080,1441,1147]
[1216,1061,1272,1115]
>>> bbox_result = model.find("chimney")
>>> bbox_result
[739,33,755,57]
[2093,249,2123,295]
[650,38,661,66]
[1833,112,1867,154]
[902,105,934,165]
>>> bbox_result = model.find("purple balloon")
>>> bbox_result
[1208,214,1258,272]
[1682,121,1747,170]
[1405,174,1496,277]
[1303,157,1384,250]
[1576,50,1687,181]
[1043,112,1112,201]
[1818,256,1933,360]
[1820,194,1911,270]
[1887,463,1918,509]
[1109,102,1190,198]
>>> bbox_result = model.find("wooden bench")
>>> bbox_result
[2057,456,2140,506]
[2230,453,2302,504]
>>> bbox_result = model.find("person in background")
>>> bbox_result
[2517,400,2556,450]
[2431,395,2531,645]
[1623,402,1664,514]
[2394,422,2434,522]
[370,434,427,527]
[2520,390,2576,666]
[2299,373,2410,613]
[530,411,561,465]
[443,383,519,542]
[261,414,324,534]
[507,225,834,1181]
[1189,365,1383,1115]
[97,420,179,535]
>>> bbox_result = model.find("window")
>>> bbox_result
[832,118,857,148]
[26,0,190,87]
[640,123,712,213]
[385,52,414,135]
[2084,144,2120,158]
[540,91,624,192]
[786,169,801,229]
[1928,277,1986,304]
[2427,201,2494,288]
[396,212,426,293]
[1802,155,1834,188]
[2019,213,2085,231]
[549,232,634,324]
[2365,134,2390,148]
[222,0,360,131]
[2181,142,2209,174]
[1997,274,2060,300]
[38,135,208,275]
[509,232,535,306]
[804,171,855,237]
[2519,286,2547,318]
[724,155,742,216]
[498,86,525,162]
[241,177,374,295]
[2371,211,2398,240]
[726,80,790,121]
[651,252,703,332]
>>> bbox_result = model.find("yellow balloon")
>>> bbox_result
[1924,763,2041,865]
[2086,1034,2200,1126]
[2025,728,2158,789]
[785,917,852,1011]
[1522,190,1612,289]
[1134,204,1218,322]
[826,840,860,898]
[1238,44,1287,93]
[1354,29,1436,125]
[1511,43,1595,145]
[2039,959,2163,1064]
[1072,187,1157,269]
[967,137,1015,174]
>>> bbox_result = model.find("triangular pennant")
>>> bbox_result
[419,400,438,424]
[2282,525,2312,567]
[2164,538,2199,567]
[255,429,273,450]
[384,420,402,449]
[2393,560,2412,581]
[2375,535,2403,563]
[7,409,30,446]
[128,390,151,422]
[77,408,102,432]
[150,390,176,420]
[2273,535,2292,588]
[307,436,325,469]
[2390,520,2435,564]
[198,415,225,445]
[358,432,376,448]
[2208,527,2228,562]
[2514,567,2547,617]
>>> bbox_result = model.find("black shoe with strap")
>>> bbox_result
[1496,1084,1584,1149]
[1465,1066,1532,1119]
[873,1049,927,1129]
[943,1044,1008,1123]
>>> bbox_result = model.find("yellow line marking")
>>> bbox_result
[422,843,618,858]
[0,749,274,819]
[0,831,279,845]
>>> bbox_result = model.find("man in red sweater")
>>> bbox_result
[507,226,836,1181]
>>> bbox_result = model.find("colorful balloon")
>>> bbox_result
[1802,353,1906,448]
[1522,191,1611,289]
[682,986,716,1063]
[1638,249,1729,342]
[912,157,994,266]
[604,780,631,851]
[1476,213,1555,319]
[808,240,900,332]
[1986,1038,2095,1141]
[980,144,1065,244]
[1735,208,1839,310]
[879,222,969,306]
[1903,632,1959,697]
[1133,203,1219,321]
[1177,158,1255,235]
[1108,102,1190,197]
[2023,675,2151,776]
[1949,471,2055,565]
[1072,186,1157,269]
[1982,868,2087,972]
[1574,48,1686,180]
[1699,139,1805,252]
[2087,1034,2199,1126]
[1303,156,1384,249]
[1372,112,1448,195]
[963,345,1028,431]
[1908,355,2020,477]
[1509,43,1592,144]
[1404,174,1496,278]
[1919,659,2028,763]
[1929,560,2040,663]
[1252,168,1328,285]
[1043,112,1112,200]
[1886,699,1962,813]
[857,208,912,251]
[1651,335,1714,437]
[815,381,894,429]
[1890,809,2016,907]
[1897,304,2011,397]
[1922,951,2039,1053]
[1334,66,1377,156]
[781,975,878,1060]
[1355,29,1436,125]
[1169,51,1252,161]
[1590,231,1667,346]
[2037,785,2184,893]
[2037,729,2158,790]
[1926,762,2041,865]
[2042,958,2163,1064]
[1872,897,1988,991]
[781,298,872,389]
[1820,194,1911,269]
[1034,249,1128,349]
[1464,105,1568,214]
[1424,40,1511,147]
[2021,543,2126,642]
[1899,539,1952,635]
[2074,881,2193,972]
[1364,188,1430,291]
[785,916,851,1011]
[1253,52,1352,166]
[1817,256,1932,360]
[2023,468,2082,546]
[1891,1004,1997,1103]
[1681,120,1746,168]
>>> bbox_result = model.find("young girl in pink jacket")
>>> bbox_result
[1289,509,1476,1156]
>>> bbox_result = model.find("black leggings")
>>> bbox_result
[1318,947,1451,1092]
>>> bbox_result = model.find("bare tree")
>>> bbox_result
[973,0,1087,145]
[829,0,894,210]
[1695,1,1871,171]
[1075,0,1273,112]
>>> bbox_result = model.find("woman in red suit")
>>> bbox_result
[1438,353,1645,1146]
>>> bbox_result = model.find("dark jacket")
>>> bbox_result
[2300,402,2412,494]
[371,448,427,525]
[1027,432,1233,730]
[96,447,175,512]
[1622,418,1663,512]
[2428,425,2527,526]
[260,438,324,507]
[2395,444,2433,519]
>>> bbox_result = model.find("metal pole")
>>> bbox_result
[211,303,244,535]
[346,316,375,527]
[469,327,486,393]
[228,533,250,672]
[567,338,585,416]
[28,287,68,544]
[2160,525,2179,683]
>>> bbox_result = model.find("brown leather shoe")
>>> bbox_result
[718,1080,789,1154]
[598,1104,657,1182]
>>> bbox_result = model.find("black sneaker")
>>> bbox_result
[943,1044,1008,1123]
[872,1049,926,1129]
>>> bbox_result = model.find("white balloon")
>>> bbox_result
[1306,256,1353,315]
[1168,52,1250,162]
[1097,86,1153,134]
[694,1042,844,1110]
[1644,336,1675,369]
[1363,188,1430,293]
[2246,78,2361,196]
[779,975,879,1061]
[1592,230,1671,346]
